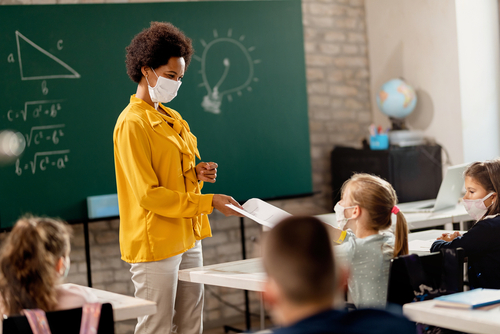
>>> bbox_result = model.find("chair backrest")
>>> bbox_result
[387,248,465,306]
[2,303,115,334]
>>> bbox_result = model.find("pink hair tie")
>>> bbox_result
[391,206,400,215]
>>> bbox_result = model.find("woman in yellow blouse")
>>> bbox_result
[114,22,243,334]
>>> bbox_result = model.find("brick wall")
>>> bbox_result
[0,0,372,332]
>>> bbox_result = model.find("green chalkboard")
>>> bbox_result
[0,0,312,228]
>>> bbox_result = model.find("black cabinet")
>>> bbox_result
[331,145,442,206]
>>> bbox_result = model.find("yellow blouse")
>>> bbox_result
[114,95,213,263]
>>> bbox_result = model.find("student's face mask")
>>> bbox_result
[334,202,356,230]
[60,255,70,278]
[462,192,495,221]
[146,68,182,104]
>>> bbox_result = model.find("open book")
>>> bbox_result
[226,198,292,228]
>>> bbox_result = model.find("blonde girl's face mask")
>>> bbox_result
[334,202,356,230]
[462,192,495,221]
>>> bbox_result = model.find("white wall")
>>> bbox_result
[365,0,465,166]
[455,0,500,163]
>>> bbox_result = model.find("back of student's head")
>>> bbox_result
[0,215,71,315]
[262,216,335,305]
[342,173,408,257]
[465,159,500,217]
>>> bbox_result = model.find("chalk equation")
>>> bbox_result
[6,100,63,122]
[25,124,65,147]
[15,150,69,176]
[4,30,76,178]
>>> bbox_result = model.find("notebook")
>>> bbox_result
[435,288,500,309]
[398,163,468,213]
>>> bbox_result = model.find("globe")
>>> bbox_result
[376,78,417,119]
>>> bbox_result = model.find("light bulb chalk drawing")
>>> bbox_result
[14,31,80,81]
[194,29,261,114]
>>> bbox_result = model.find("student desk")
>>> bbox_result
[403,300,500,334]
[178,230,457,292]
[63,283,157,321]
[179,229,457,329]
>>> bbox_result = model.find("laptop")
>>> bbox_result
[398,163,469,213]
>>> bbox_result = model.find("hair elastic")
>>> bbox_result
[391,206,400,215]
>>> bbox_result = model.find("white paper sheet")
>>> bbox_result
[226,198,292,228]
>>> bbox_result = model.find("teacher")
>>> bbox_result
[113,22,243,334]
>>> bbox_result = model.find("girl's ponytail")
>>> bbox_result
[393,211,409,257]
[346,174,409,258]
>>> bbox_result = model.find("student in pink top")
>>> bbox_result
[0,216,97,316]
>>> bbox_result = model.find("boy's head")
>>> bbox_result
[262,216,336,319]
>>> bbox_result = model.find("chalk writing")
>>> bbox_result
[15,31,80,80]
[25,124,65,147]
[15,150,70,176]
[7,100,63,122]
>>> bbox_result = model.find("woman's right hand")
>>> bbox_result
[212,194,245,217]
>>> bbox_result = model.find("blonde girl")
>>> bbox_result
[0,216,96,316]
[330,173,408,309]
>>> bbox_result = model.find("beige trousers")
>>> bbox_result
[130,240,204,334]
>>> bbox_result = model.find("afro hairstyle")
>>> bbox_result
[125,21,194,83]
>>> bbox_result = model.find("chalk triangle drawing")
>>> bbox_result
[16,31,81,80]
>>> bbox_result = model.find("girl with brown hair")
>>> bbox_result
[329,173,408,309]
[0,216,96,316]
[432,159,500,289]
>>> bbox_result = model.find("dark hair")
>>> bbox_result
[262,216,335,304]
[0,215,72,315]
[125,21,195,83]
[464,159,500,218]
[342,173,409,257]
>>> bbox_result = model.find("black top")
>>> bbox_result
[431,215,500,289]
[271,309,415,334]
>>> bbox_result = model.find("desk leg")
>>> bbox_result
[459,220,468,231]
[260,293,265,330]
[83,220,92,287]
[223,218,251,333]
[240,217,251,330]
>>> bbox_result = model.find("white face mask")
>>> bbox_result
[60,256,70,278]
[334,202,356,230]
[462,192,495,221]
[146,68,182,104]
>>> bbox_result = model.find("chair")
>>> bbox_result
[2,303,115,334]
[387,248,465,307]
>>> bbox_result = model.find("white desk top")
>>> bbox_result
[64,283,157,321]
[403,299,500,334]
[178,230,450,292]
[407,229,466,254]
[178,258,265,292]
[316,204,470,231]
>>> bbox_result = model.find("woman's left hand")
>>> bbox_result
[196,162,218,183]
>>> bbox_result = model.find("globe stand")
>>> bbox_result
[389,117,407,131]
